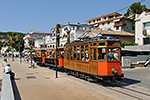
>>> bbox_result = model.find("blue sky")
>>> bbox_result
[0,0,149,33]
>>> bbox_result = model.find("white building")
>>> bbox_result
[135,10,150,45]
[46,22,93,48]
[23,31,53,49]
[1,46,8,54]
[86,12,133,32]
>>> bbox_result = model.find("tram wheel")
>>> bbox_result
[84,76,90,81]
[75,72,79,78]
[53,67,55,70]
[67,71,71,75]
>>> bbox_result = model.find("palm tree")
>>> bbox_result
[28,39,34,68]
[7,32,20,61]
[51,24,61,47]
[64,27,71,43]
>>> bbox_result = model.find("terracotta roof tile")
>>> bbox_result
[92,30,134,36]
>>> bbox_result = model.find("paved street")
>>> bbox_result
[123,67,150,89]
[1,57,150,100]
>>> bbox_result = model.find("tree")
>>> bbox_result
[124,2,147,18]
[51,24,61,47]
[5,47,11,52]
[124,2,147,32]
[66,29,70,43]
[7,32,20,61]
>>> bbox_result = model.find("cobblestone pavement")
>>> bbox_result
[122,67,150,89]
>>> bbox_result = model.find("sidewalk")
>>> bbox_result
[6,58,113,100]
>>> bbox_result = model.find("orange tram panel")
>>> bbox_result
[97,62,121,76]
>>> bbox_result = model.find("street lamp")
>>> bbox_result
[55,26,60,78]
[18,43,22,63]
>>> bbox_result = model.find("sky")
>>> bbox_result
[0,0,150,34]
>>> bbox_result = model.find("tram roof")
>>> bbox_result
[65,36,120,46]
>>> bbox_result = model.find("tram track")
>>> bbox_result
[98,81,150,100]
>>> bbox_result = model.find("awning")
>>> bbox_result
[94,24,99,27]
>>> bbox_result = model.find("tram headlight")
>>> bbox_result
[112,68,117,74]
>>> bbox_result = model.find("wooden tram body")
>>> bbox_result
[64,37,123,81]
[34,48,64,69]
[34,49,45,64]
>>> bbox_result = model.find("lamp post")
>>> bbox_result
[18,43,22,63]
[55,26,59,78]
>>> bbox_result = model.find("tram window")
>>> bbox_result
[39,51,41,56]
[77,46,80,60]
[108,42,119,46]
[107,48,119,61]
[91,49,92,60]
[81,45,84,61]
[42,51,45,57]
[85,45,89,61]
[99,43,105,46]
[52,50,55,57]
[36,51,39,56]
[93,49,97,60]
[64,49,66,59]
[98,48,106,60]
[74,46,76,60]
[57,51,60,57]
[67,47,70,60]
[47,50,50,56]
[70,47,73,60]
[93,43,97,46]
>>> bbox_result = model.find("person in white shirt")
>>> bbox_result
[4,64,11,74]
[4,64,15,80]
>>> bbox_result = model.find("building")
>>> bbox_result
[23,31,53,49]
[135,10,150,45]
[86,12,133,32]
[46,22,93,48]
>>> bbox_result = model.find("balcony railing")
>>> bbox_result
[143,29,150,36]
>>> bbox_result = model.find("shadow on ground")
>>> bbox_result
[99,77,141,87]
[11,80,22,100]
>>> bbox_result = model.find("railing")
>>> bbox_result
[0,60,15,100]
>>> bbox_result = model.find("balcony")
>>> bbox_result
[143,29,150,36]
[113,21,126,27]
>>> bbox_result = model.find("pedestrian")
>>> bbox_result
[4,64,15,80]
[4,56,7,63]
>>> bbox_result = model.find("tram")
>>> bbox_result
[34,47,64,70]
[33,36,123,82]
[34,48,45,64]
[64,36,123,81]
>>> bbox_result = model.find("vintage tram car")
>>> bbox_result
[64,36,123,81]
[34,47,64,70]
